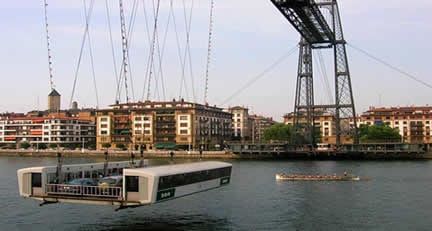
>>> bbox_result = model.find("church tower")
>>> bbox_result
[48,89,61,111]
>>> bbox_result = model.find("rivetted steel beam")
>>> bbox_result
[270,0,334,46]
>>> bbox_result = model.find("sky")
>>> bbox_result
[1,0,431,122]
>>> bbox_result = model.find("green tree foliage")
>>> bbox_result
[49,143,58,149]
[116,143,126,150]
[20,142,31,149]
[290,124,322,146]
[37,143,47,150]
[102,143,111,149]
[263,123,291,142]
[359,124,402,143]
[87,143,96,150]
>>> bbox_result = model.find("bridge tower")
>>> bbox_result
[271,0,358,146]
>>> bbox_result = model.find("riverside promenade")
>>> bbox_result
[1,148,432,160]
[0,149,237,159]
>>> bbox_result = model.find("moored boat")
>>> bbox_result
[275,173,361,181]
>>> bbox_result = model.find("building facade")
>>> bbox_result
[283,106,432,145]
[249,115,276,142]
[360,106,432,144]
[96,100,232,151]
[0,116,96,149]
[226,106,250,140]
[283,110,354,144]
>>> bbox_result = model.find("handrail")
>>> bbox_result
[46,184,122,198]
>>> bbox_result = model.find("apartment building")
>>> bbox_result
[96,100,232,151]
[0,116,96,148]
[249,115,276,142]
[226,106,250,140]
[360,106,432,144]
[283,110,355,144]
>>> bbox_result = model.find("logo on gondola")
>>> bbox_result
[156,188,175,201]
[220,177,230,185]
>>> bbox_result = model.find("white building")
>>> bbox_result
[0,116,95,148]
[226,106,250,140]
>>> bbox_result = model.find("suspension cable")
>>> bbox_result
[204,0,215,104]
[83,0,99,108]
[153,0,173,101]
[171,1,187,100]
[220,45,298,106]
[69,0,95,108]
[348,43,432,89]
[185,0,196,102]
[178,0,194,101]
[145,0,170,101]
[119,0,130,103]
[146,0,161,101]
[315,50,333,102]
[141,0,162,101]
[105,0,120,103]
[140,0,151,101]
[145,0,173,101]
[43,0,55,91]
[125,0,139,102]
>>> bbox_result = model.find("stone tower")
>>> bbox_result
[48,89,61,111]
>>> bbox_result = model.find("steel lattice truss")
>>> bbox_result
[271,0,358,146]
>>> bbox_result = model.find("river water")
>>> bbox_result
[2,156,432,231]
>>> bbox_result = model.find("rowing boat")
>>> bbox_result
[275,173,361,181]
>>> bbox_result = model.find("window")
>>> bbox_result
[126,176,139,192]
[101,131,108,135]
[179,116,188,120]
[135,116,142,121]
[180,129,188,134]
[180,123,188,127]
[158,167,231,190]
[101,124,108,128]
[31,173,42,187]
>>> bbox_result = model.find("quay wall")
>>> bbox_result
[0,149,237,159]
[1,149,432,160]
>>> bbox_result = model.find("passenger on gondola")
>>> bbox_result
[170,151,174,160]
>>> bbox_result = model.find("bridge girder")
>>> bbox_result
[270,0,334,47]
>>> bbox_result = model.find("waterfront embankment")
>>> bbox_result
[0,149,236,159]
[1,149,432,160]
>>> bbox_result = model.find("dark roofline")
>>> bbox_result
[48,89,61,96]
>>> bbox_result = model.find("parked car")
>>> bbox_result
[58,178,98,194]
[98,175,123,187]
[98,176,123,196]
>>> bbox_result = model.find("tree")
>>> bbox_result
[102,143,111,149]
[49,143,58,149]
[87,143,96,150]
[20,142,31,149]
[116,143,126,150]
[37,143,47,150]
[263,123,291,142]
[359,124,402,143]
